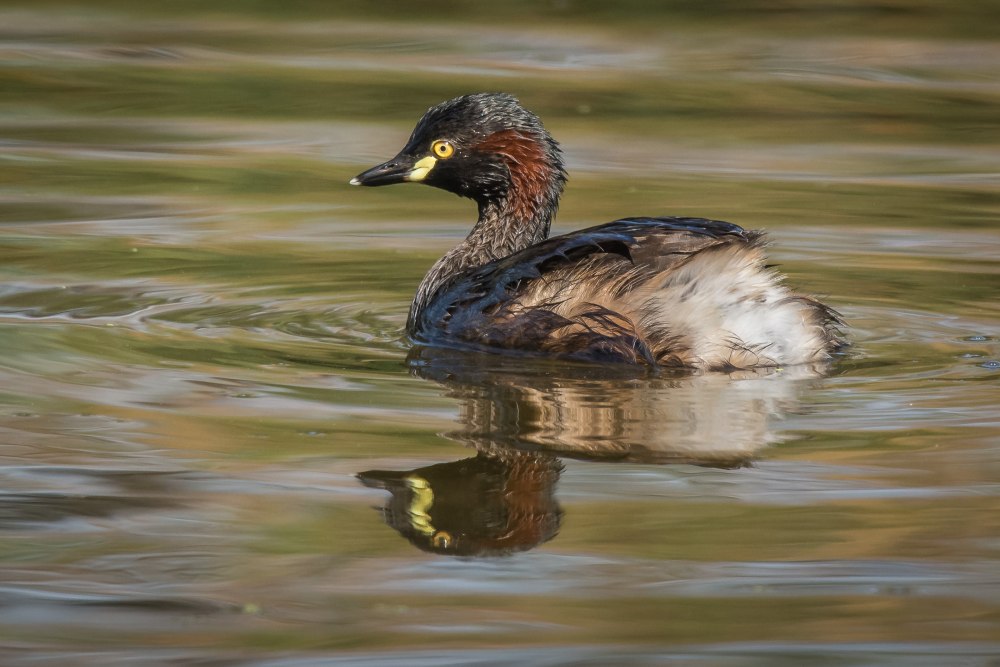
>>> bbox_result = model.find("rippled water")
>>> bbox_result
[2,3,999,665]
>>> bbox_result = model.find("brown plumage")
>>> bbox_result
[351,93,845,370]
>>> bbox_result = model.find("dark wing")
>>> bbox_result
[410,216,752,363]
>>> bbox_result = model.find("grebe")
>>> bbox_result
[351,93,844,370]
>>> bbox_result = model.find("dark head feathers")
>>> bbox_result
[408,93,558,148]
[402,93,567,211]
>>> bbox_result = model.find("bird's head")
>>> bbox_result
[351,93,566,220]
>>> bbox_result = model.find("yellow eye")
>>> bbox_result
[431,139,455,159]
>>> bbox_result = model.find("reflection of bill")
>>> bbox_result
[359,350,831,556]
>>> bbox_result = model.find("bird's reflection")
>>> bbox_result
[359,346,830,556]
[358,452,563,557]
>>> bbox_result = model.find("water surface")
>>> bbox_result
[1,3,999,665]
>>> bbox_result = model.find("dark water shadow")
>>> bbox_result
[359,346,831,557]
[0,469,193,529]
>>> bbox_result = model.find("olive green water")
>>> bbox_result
[2,3,999,666]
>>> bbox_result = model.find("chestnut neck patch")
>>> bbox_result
[473,129,558,223]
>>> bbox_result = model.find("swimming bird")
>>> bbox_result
[351,93,844,370]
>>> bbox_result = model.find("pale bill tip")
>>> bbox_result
[349,177,361,186]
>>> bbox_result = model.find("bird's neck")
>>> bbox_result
[470,197,553,259]
[407,195,554,334]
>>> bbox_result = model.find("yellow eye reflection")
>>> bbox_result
[431,139,455,159]
[432,531,453,549]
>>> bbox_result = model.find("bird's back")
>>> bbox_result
[409,217,844,370]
